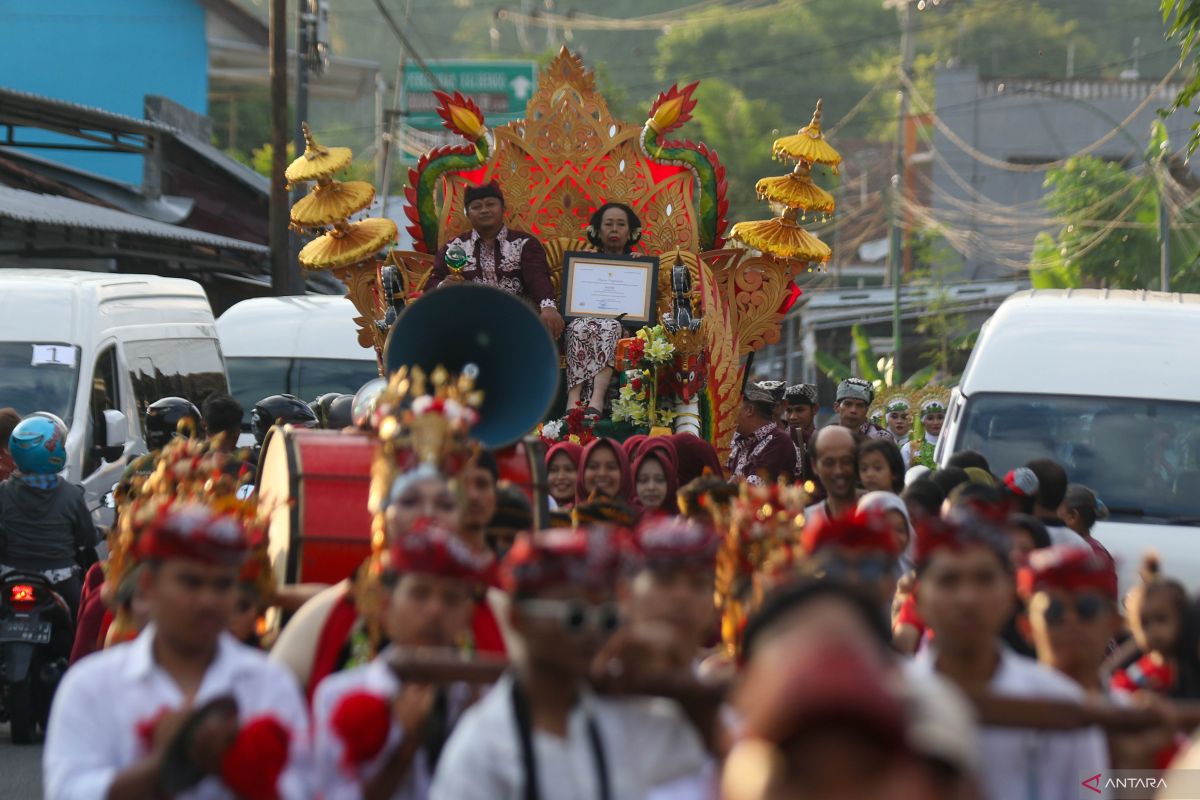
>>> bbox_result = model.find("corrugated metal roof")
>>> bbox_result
[0,186,268,253]
[0,87,174,136]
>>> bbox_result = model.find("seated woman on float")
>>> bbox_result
[562,202,644,419]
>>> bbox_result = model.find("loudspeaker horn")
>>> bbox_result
[383,283,560,450]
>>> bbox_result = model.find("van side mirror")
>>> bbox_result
[98,409,129,463]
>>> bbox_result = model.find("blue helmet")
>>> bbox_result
[9,413,69,475]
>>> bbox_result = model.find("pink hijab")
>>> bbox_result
[575,437,634,504]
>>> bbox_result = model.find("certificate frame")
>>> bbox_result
[560,251,659,326]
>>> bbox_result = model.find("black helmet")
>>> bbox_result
[310,393,344,428]
[326,394,354,430]
[145,397,201,451]
[251,394,318,444]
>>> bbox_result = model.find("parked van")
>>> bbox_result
[0,269,228,518]
[936,289,1200,589]
[217,295,379,431]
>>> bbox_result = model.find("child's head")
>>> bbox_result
[1059,484,1107,537]
[857,439,905,494]
[1126,554,1190,658]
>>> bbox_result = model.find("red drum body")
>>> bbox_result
[257,425,374,585]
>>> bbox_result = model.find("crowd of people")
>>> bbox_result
[1,181,1197,798]
[2,359,1199,800]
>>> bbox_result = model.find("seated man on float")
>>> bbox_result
[429,181,565,340]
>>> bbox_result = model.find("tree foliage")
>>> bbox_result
[1032,154,1200,291]
[1164,0,1200,156]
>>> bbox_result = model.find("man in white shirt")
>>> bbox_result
[905,510,1109,800]
[43,503,310,800]
[312,523,495,800]
[430,526,709,800]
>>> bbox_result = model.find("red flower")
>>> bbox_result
[220,716,291,800]
[331,691,392,769]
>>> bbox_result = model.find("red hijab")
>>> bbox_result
[669,433,724,485]
[575,437,633,504]
[545,441,583,469]
[545,441,584,508]
[622,434,649,462]
[632,438,680,514]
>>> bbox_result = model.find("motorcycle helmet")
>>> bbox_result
[351,377,387,430]
[310,393,345,428]
[251,394,319,445]
[145,397,202,451]
[9,413,69,475]
[326,394,355,430]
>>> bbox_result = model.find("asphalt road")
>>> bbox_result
[0,722,43,796]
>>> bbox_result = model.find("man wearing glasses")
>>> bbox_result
[430,526,709,800]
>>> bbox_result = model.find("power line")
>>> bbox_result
[371,0,449,95]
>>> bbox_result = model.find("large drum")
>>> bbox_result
[257,425,374,585]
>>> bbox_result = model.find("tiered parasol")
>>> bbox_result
[288,123,397,270]
[729,100,841,265]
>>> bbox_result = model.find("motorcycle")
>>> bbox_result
[0,571,73,744]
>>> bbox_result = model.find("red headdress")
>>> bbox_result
[500,526,631,596]
[1017,545,1117,602]
[801,509,899,557]
[135,504,251,566]
[389,521,494,585]
[913,510,1010,572]
[634,515,720,569]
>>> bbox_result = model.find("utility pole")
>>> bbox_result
[269,0,292,296]
[378,0,413,218]
[886,0,915,383]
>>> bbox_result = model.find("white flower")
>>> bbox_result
[541,419,564,439]
[412,396,433,414]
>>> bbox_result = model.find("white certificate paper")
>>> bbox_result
[566,259,652,319]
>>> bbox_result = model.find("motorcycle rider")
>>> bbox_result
[249,394,319,465]
[114,397,203,509]
[0,413,99,617]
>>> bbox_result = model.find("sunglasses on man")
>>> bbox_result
[1040,593,1109,625]
[518,599,623,635]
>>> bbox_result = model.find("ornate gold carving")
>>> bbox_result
[434,49,700,258]
[729,254,805,357]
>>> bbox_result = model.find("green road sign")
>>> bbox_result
[403,60,537,130]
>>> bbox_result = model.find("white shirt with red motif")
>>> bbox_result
[43,625,311,800]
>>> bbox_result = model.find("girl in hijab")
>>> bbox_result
[857,490,916,575]
[544,441,582,511]
[575,437,634,505]
[633,438,680,516]
[669,432,724,486]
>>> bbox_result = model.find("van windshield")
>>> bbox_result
[0,342,80,421]
[226,357,379,425]
[956,393,1200,523]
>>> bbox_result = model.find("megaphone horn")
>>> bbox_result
[383,283,560,450]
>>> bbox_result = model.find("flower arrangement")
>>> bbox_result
[611,325,679,430]
[537,402,597,446]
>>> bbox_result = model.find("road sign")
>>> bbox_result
[403,60,537,130]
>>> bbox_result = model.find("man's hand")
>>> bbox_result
[187,708,240,775]
[540,306,565,339]
[393,684,437,735]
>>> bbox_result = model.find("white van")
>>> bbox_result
[0,269,227,518]
[936,289,1200,589]
[217,295,379,431]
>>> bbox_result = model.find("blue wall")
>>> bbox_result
[0,0,209,185]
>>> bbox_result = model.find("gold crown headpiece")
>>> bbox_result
[368,365,485,542]
[715,478,811,656]
[105,437,265,609]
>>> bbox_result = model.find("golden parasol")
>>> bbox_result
[772,99,843,171]
[285,123,353,186]
[754,167,835,217]
[298,217,398,271]
[729,210,832,263]
[290,180,376,230]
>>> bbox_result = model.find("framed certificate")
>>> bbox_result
[560,252,659,325]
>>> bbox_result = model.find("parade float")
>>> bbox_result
[264,48,839,585]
